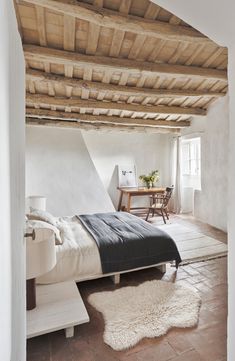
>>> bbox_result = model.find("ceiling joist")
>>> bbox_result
[21,0,211,44]
[26,108,190,128]
[26,69,225,99]
[26,93,206,116]
[26,117,181,134]
[24,45,227,82]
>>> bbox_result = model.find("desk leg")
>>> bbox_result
[117,191,123,211]
[127,194,131,212]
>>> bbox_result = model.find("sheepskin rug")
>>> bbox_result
[88,280,201,351]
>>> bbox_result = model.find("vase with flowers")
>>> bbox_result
[139,170,159,189]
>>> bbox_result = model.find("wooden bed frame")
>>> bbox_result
[75,262,168,285]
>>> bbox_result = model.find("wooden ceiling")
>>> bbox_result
[14,0,228,133]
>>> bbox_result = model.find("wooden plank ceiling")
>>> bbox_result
[14,0,228,133]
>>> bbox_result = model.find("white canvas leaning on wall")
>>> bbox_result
[118,165,137,188]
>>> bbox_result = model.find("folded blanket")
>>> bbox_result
[78,212,181,274]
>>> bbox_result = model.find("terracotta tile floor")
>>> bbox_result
[27,215,227,361]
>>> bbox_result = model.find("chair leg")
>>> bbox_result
[165,209,169,220]
[146,209,151,221]
[161,209,166,224]
[152,208,155,218]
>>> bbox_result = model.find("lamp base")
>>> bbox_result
[27,278,36,310]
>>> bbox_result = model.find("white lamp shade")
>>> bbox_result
[28,196,46,211]
[26,228,56,280]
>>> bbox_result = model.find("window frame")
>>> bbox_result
[181,137,201,177]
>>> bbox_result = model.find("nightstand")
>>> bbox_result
[27,281,89,338]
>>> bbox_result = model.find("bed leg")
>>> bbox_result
[111,274,120,285]
[157,264,167,274]
[65,326,74,338]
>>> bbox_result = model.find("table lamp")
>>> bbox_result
[27,195,47,211]
[26,228,56,310]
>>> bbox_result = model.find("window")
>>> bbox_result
[181,137,201,190]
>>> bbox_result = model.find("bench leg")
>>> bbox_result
[157,264,166,274]
[111,274,120,285]
[65,326,74,338]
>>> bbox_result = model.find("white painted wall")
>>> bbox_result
[151,0,235,47]
[227,48,235,361]
[26,126,114,216]
[182,96,229,232]
[0,1,26,360]
[26,127,172,214]
[151,1,235,359]
[83,131,173,209]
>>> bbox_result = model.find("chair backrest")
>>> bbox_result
[162,186,174,207]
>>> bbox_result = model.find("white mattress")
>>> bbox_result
[37,216,102,284]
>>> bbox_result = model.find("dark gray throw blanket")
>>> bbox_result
[78,212,181,274]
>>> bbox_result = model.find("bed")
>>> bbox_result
[27,211,181,285]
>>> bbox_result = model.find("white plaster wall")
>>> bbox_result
[151,0,235,47]
[227,49,235,361]
[0,1,26,360]
[182,96,229,232]
[0,5,12,359]
[26,126,114,216]
[83,131,173,209]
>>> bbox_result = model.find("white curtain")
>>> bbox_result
[171,136,182,214]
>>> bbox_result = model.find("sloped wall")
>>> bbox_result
[26,126,115,216]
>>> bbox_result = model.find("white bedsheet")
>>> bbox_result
[37,216,102,284]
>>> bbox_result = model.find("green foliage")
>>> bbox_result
[139,170,159,188]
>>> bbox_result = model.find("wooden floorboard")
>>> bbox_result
[157,223,227,262]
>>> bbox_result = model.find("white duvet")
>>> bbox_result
[37,216,102,284]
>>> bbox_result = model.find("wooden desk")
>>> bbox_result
[117,187,166,212]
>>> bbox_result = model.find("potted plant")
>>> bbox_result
[139,170,159,189]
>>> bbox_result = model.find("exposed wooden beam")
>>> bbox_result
[22,0,212,44]
[86,22,100,55]
[35,6,47,46]
[26,69,225,99]
[202,48,224,68]
[24,45,227,81]
[26,117,180,134]
[26,93,206,116]
[26,108,191,128]
[144,3,161,19]
[13,0,23,38]
[119,0,132,14]
[63,15,76,51]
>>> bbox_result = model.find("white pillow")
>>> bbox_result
[27,208,58,227]
[26,219,63,245]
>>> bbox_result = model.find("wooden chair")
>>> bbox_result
[146,186,174,223]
